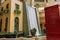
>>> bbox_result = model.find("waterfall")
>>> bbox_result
[25,2,41,36]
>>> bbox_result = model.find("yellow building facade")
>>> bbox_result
[0,0,23,33]
[0,0,37,36]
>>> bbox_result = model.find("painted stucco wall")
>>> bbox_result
[0,0,11,32]
[10,0,23,32]
[0,0,23,32]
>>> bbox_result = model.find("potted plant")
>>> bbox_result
[42,27,46,35]
[0,9,8,16]
[3,9,8,14]
[35,3,40,8]
[30,28,37,36]
[14,8,21,14]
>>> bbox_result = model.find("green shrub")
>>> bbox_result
[3,9,8,14]
[30,28,37,36]
[14,9,21,14]
[35,3,40,8]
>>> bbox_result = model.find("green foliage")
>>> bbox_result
[35,3,40,8]
[0,32,8,35]
[0,9,8,15]
[3,9,8,14]
[31,28,36,33]
[30,28,37,36]
[14,9,21,14]
[42,28,46,33]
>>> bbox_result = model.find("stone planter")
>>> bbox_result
[21,38,32,40]
[15,38,22,40]
[35,36,46,40]
[6,38,15,40]
[0,36,46,40]
[32,37,35,40]
[0,38,6,40]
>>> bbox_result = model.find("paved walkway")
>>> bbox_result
[0,36,46,40]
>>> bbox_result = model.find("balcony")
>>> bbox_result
[14,8,21,14]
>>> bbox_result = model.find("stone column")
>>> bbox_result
[26,0,34,7]
[2,15,5,32]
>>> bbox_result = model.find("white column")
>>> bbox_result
[31,0,34,7]
[26,0,34,6]
[26,0,30,5]
[26,3,40,36]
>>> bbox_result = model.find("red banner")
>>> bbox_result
[45,5,60,40]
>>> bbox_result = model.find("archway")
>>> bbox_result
[5,17,8,32]
[14,17,19,32]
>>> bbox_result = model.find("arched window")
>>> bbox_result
[5,17,8,32]
[0,19,2,32]
[14,17,19,32]
[6,3,9,13]
[6,3,9,9]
